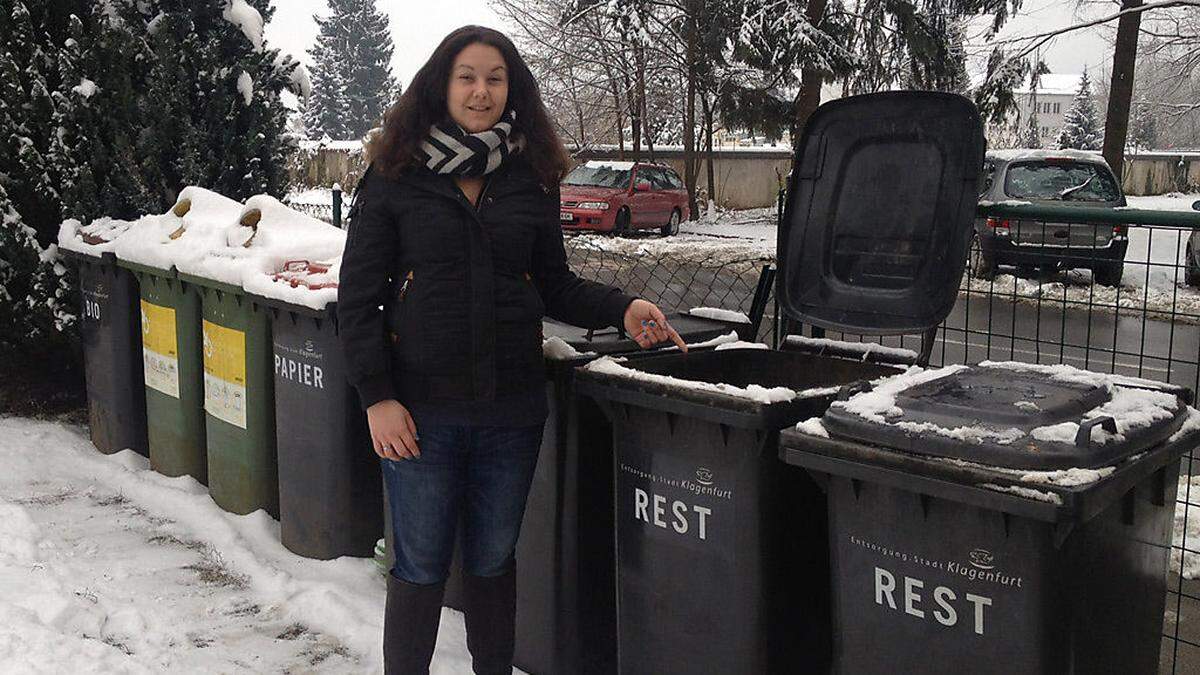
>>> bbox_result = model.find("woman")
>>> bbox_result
[337,25,686,674]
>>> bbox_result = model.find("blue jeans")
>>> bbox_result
[382,422,544,585]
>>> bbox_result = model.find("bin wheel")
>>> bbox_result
[1094,262,1124,287]
[969,233,995,280]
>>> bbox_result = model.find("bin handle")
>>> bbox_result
[1074,416,1117,448]
[837,381,873,401]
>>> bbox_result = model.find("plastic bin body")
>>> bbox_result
[124,262,207,483]
[264,300,383,559]
[184,274,277,517]
[576,349,900,674]
[780,427,1194,675]
[434,315,737,674]
[72,252,148,456]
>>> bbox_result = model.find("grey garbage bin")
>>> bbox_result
[780,361,1198,674]
[436,312,745,675]
[574,91,986,674]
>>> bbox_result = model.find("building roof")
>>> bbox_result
[1014,73,1083,96]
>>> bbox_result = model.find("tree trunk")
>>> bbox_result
[623,67,640,157]
[793,0,829,148]
[1102,0,1143,180]
[703,92,715,208]
[683,5,698,220]
[605,63,625,159]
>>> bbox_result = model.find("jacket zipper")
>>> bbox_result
[399,270,413,301]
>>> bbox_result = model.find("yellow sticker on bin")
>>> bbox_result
[141,300,179,398]
[202,320,247,429]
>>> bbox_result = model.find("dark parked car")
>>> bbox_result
[1186,200,1200,286]
[973,149,1128,286]
[559,160,689,236]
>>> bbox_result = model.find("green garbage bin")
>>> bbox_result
[121,261,207,484]
[180,272,277,517]
[63,250,149,457]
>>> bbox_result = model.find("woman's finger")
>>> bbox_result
[402,412,421,457]
[667,324,688,352]
[396,428,420,459]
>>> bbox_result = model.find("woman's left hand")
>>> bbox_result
[623,299,688,352]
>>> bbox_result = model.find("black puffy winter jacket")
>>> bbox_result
[337,156,635,411]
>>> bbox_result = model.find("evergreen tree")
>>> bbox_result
[1057,70,1102,151]
[120,0,304,205]
[305,0,397,140]
[1022,109,1042,148]
[0,0,63,245]
[0,182,73,354]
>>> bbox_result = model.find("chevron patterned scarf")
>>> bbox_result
[419,109,523,177]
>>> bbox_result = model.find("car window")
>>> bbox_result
[980,161,996,196]
[633,167,660,189]
[563,164,633,189]
[1003,161,1122,202]
[661,168,684,189]
[649,168,674,190]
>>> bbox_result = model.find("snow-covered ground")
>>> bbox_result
[0,417,482,674]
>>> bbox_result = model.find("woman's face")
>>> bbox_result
[447,42,509,133]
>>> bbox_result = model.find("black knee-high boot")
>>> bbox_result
[462,565,517,675]
[384,573,445,675]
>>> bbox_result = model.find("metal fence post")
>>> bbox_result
[332,183,342,229]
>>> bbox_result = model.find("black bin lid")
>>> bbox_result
[821,363,1188,470]
[778,91,985,335]
[543,311,738,357]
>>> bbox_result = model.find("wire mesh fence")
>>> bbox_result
[562,213,1200,674]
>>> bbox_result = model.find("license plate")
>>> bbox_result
[560,211,573,222]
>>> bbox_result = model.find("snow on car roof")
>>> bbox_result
[987,148,1109,166]
[583,160,635,170]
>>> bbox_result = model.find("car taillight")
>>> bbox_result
[986,217,1012,230]
[1112,224,1127,236]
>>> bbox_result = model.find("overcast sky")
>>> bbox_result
[264,0,1114,92]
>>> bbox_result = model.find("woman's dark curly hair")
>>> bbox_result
[366,25,572,189]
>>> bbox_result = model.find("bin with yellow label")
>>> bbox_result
[120,261,208,484]
[180,273,277,517]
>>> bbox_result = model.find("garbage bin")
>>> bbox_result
[110,187,246,484]
[779,361,1200,674]
[179,272,277,517]
[248,259,384,559]
[573,91,986,674]
[63,249,149,457]
[122,261,208,483]
[434,313,746,675]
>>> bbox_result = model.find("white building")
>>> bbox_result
[1013,73,1082,144]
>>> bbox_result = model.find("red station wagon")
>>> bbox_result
[559,160,690,236]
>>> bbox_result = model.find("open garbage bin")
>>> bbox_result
[780,361,1199,674]
[573,91,986,674]
[434,312,747,675]
[61,250,148,457]
[249,259,383,559]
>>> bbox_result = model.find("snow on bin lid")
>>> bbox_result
[820,361,1189,470]
[778,91,985,335]
[57,186,242,262]
[176,194,345,293]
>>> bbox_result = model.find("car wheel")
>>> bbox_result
[968,232,995,280]
[613,207,631,237]
[1186,239,1200,287]
[1094,262,1124,287]
[660,209,681,237]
